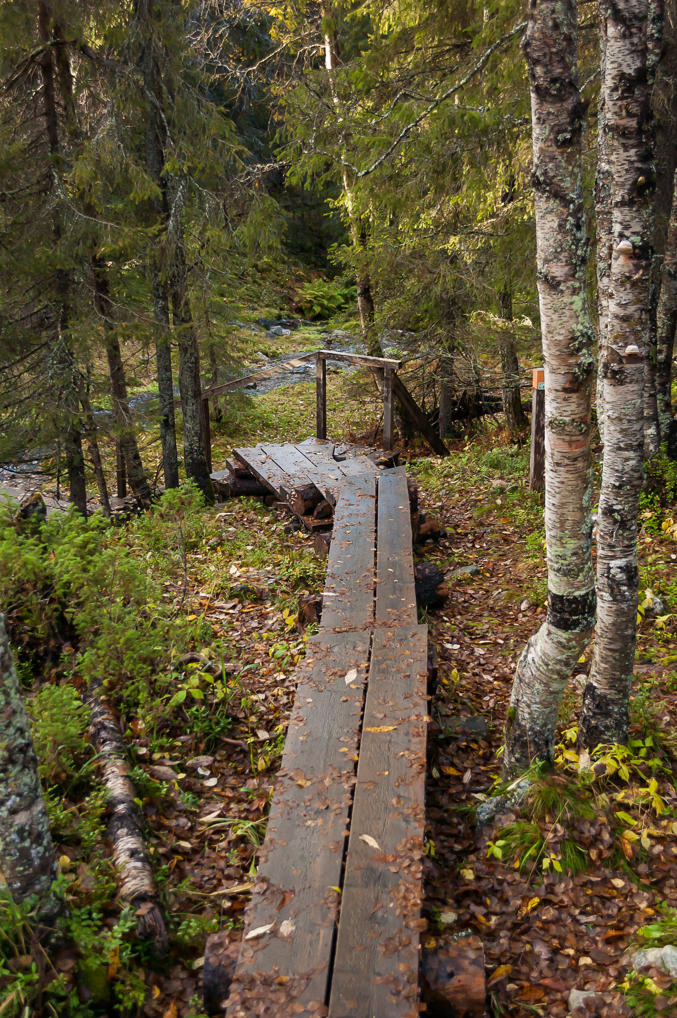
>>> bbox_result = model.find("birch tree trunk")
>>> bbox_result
[0,615,61,920]
[503,0,596,776]
[595,6,612,445]
[579,0,662,748]
[643,0,665,457]
[656,170,677,437]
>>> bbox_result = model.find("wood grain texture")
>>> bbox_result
[375,468,418,627]
[233,446,297,499]
[328,625,428,1018]
[224,631,371,1018]
[319,474,377,632]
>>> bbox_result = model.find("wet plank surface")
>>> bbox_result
[328,625,428,1018]
[224,630,371,1018]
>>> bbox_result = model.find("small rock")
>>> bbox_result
[568,987,602,1013]
[520,598,530,612]
[476,779,531,827]
[438,910,457,926]
[630,944,677,978]
[645,595,666,618]
[448,565,480,581]
[490,479,509,491]
[267,325,291,336]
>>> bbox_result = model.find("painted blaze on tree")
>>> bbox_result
[502,0,597,775]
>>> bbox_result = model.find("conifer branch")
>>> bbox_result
[355,20,527,179]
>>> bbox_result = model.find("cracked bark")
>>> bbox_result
[0,615,60,920]
[503,0,596,776]
[580,0,662,748]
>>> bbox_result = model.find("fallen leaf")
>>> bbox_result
[245,923,275,940]
[279,919,296,938]
[488,964,512,986]
[360,834,381,850]
[365,725,396,733]
[344,668,358,685]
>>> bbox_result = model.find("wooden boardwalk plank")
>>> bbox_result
[232,445,298,500]
[320,474,377,632]
[375,468,418,627]
[293,438,354,501]
[328,625,428,1018]
[224,630,371,1018]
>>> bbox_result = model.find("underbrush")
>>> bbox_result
[0,484,324,1017]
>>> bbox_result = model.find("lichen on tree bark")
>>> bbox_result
[0,614,60,919]
[503,0,596,776]
[580,0,662,749]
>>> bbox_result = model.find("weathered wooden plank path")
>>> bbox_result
[214,443,428,1018]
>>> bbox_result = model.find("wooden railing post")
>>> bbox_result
[383,366,394,450]
[316,353,327,440]
[529,367,545,491]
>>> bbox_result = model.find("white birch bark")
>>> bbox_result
[595,7,612,444]
[656,170,677,438]
[642,0,666,457]
[0,615,61,919]
[503,0,596,776]
[580,0,661,748]
[88,681,168,952]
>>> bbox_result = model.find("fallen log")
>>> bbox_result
[88,683,168,953]
[211,470,271,500]
[289,483,322,517]
[312,531,331,558]
[312,498,333,520]
[421,936,486,1018]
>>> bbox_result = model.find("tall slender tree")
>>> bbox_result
[37,1,88,514]
[579,0,663,747]
[503,0,596,775]
[134,0,213,500]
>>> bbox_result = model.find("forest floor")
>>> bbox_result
[137,422,677,1018]
[5,367,677,1018]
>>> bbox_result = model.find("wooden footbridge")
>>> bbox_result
[206,439,429,1018]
